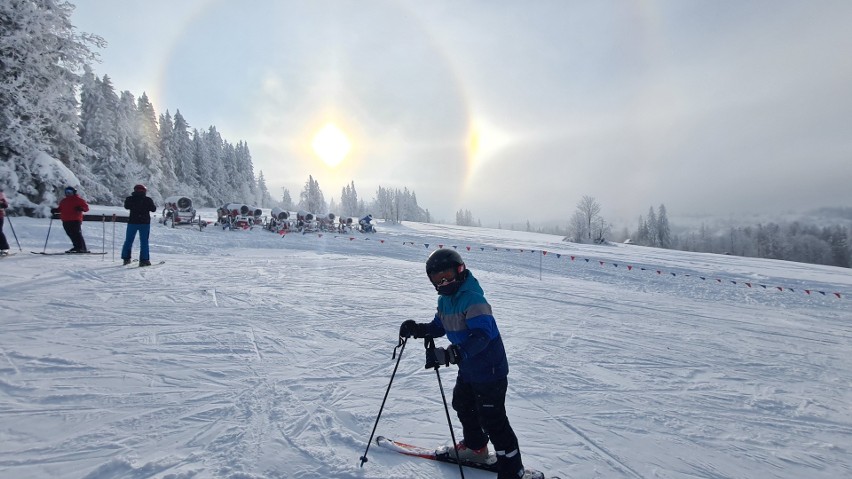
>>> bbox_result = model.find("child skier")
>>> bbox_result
[399,249,540,479]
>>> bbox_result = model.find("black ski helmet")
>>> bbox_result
[426,248,464,275]
[425,249,469,295]
[64,186,77,195]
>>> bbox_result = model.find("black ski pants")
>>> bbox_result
[62,220,87,251]
[452,377,524,478]
[0,217,9,250]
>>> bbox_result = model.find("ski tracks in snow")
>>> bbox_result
[1,218,850,479]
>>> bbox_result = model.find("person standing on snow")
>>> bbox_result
[398,249,537,479]
[0,189,10,255]
[121,184,157,266]
[51,186,89,253]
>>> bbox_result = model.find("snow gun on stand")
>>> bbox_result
[295,211,317,233]
[338,216,355,233]
[160,196,206,230]
[266,207,291,233]
[318,213,337,232]
[217,203,253,230]
[248,206,264,226]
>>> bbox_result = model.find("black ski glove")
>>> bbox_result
[399,319,421,339]
[50,207,59,214]
[427,345,461,368]
[75,206,84,212]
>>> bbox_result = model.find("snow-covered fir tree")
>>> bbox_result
[456,209,476,226]
[646,206,659,247]
[299,175,326,213]
[340,181,361,218]
[657,204,671,248]
[256,171,274,208]
[371,186,426,223]
[280,188,294,210]
[170,110,197,189]
[0,0,103,213]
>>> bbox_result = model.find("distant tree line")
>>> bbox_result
[631,205,851,269]
[675,220,850,268]
[283,177,429,222]
[456,209,480,227]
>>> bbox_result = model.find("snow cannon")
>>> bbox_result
[271,208,289,221]
[161,195,199,227]
[164,196,193,212]
[247,206,263,224]
[317,213,338,231]
[224,203,250,216]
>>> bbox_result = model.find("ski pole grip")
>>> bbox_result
[423,337,440,370]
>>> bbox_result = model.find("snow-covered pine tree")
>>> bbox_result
[657,204,671,248]
[236,141,256,204]
[298,175,326,214]
[77,69,117,203]
[222,140,239,196]
[158,110,178,197]
[281,188,294,210]
[397,187,426,222]
[0,0,103,213]
[191,129,214,204]
[201,126,228,205]
[170,110,197,191]
[373,186,394,222]
[256,171,274,208]
[646,206,659,247]
[636,215,648,245]
[340,181,360,218]
[133,93,166,202]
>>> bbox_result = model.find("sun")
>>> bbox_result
[311,123,351,167]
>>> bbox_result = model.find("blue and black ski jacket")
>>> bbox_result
[423,270,509,384]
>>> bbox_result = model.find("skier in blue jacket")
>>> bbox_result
[399,249,534,479]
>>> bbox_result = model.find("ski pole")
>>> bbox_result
[112,214,116,261]
[359,336,407,467]
[6,215,22,251]
[425,337,465,479]
[42,216,54,253]
[101,215,106,259]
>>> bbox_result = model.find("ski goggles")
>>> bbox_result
[429,268,457,287]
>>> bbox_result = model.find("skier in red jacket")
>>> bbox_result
[51,186,89,253]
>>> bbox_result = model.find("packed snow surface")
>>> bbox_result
[1,208,850,479]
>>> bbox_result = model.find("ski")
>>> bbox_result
[375,436,559,478]
[31,251,108,255]
[0,252,16,258]
[135,260,166,268]
[122,260,165,267]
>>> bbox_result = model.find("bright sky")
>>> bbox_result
[70,0,852,225]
